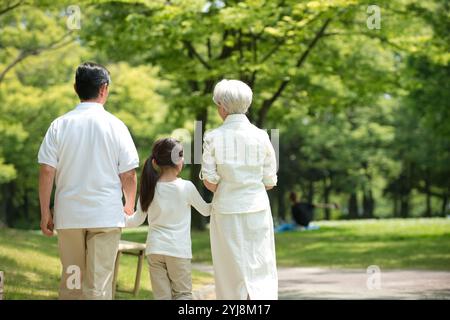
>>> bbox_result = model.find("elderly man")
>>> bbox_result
[200,79,278,300]
[38,62,139,299]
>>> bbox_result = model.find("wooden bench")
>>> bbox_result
[112,240,146,299]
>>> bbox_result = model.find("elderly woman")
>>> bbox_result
[200,79,278,300]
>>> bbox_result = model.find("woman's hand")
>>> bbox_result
[203,180,218,193]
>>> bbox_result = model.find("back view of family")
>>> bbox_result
[38,62,278,300]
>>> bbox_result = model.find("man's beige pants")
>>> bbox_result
[57,227,121,300]
[148,254,192,300]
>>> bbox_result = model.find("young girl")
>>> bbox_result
[125,138,211,300]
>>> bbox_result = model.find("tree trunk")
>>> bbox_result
[348,192,358,219]
[4,182,16,227]
[277,186,286,222]
[424,174,432,217]
[307,181,314,204]
[399,166,411,218]
[400,196,409,218]
[323,177,331,220]
[442,190,448,217]
[362,189,374,219]
[0,185,7,226]
[23,189,29,220]
[393,196,399,217]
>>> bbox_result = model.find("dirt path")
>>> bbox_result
[192,264,450,300]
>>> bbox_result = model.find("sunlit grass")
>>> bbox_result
[185,218,450,270]
[0,227,212,300]
[273,218,450,270]
[1,218,449,299]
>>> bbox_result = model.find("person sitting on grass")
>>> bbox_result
[289,192,339,228]
[275,192,338,233]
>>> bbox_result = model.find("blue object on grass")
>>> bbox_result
[274,223,297,233]
[274,223,320,233]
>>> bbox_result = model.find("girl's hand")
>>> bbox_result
[124,205,134,216]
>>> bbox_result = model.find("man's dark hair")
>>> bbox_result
[74,62,110,100]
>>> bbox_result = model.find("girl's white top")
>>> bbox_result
[125,178,211,259]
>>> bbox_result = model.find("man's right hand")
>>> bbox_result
[120,169,137,216]
[39,164,56,236]
[40,209,54,236]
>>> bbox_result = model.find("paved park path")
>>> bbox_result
[192,264,450,300]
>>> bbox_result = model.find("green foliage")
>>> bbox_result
[0,0,448,227]
[0,3,171,227]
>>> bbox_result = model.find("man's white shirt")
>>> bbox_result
[38,102,139,229]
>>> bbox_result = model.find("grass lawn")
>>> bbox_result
[1,218,449,299]
[274,218,450,270]
[187,218,450,270]
[0,227,212,300]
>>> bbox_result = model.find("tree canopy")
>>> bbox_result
[0,0,448,228]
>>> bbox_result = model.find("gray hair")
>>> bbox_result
[213,79,253,114]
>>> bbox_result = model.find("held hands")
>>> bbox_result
[203,180,218,193]
[123,204,134,216]
[40,208,54,237]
